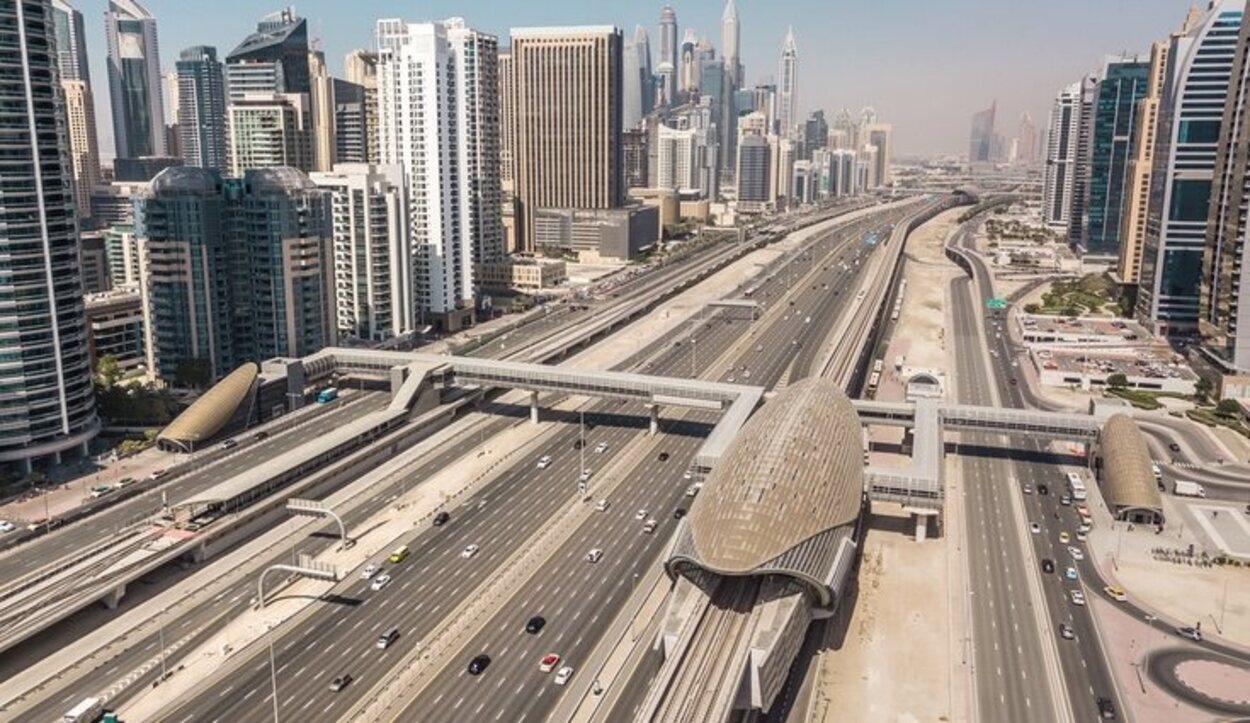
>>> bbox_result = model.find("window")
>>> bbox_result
[1177,119,1221,143]
[1169,179,1211,222]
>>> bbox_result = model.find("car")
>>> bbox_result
[673,508,687,520]
[1030,522,1040,534]
[90,485,113,498]
[254,430,270,441]
[682,471,693,481]
[635,509,648,521]
[1060,494,1072,506]
[643,519,658,534]
[595,499,610,512]
[1104,585,1127,602]
[1069,546,1085,561]
[1076,530,1088,542]
[1097,696,1116,719]
[377,628,399,649]
[579,469,592,482]
[540,653,561,672]
[468,654,491,675]
[595,442,608,454]
[148,469,166,480]
[0,520,15,533]
[1078,522,1092,534]
[1041,558,1055,574]
[585,548,603,563]
[1058,531,1070,544]
[1176,626,1203,642]
[1075,504,1090,517]
[1059,624,1075,640]
[685,484,700,497]
[554,666,574,685]
[329,673,353,692]
[462,544,480,558]
[573,439,584,450]
[1037,484,1049,496]
[1168,442,1181,453]
[1022,483,1034,495]
[371,573,392,591]
[1070,590,1086,606]
[222,439,238,450]
[658,452,670,462]
[536,455,552,469]
[433,511,451,526]
[361,563,379,580]
[1065,566,1078,581]
[525,616,546,634]
[1009,378,1018,386]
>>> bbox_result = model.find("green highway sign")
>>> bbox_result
[985,298,1008,310]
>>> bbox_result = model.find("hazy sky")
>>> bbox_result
[81,0,1193,159]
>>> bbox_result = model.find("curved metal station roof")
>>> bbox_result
[668,377,864,607]
[1099,414,1163,518]
[158,363,258,451]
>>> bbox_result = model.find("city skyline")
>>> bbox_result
[74,0,1190,159]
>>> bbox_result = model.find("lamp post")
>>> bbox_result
[268,624,280,722]
[157,607,168,682]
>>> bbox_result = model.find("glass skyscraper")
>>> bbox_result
[175,46,228,172]
[1,0,98,470]
[1082,56,1150,260]
[104,0,166,159]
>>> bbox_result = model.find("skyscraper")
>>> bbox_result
[225,8,310,100]
[344,49,379,164]
[968,101,996,164]
[333,79,368,163]
[777,28,799,139]
[1,0,98,469]
[51,0,99,220]
[1138,1,1244,335]
[1016,112,1038,165]
[864,123,894,187]
[679,29,698,98]
[722,0,741,85]
[719,0,741,183]
[310,164,412,342]
[657,6,678,107]
[623,25,652,130]
[227,93,312,175]
[1082,55,1150,260]
[1043,84,1083,227]
[175,46,228,172]
[506,25,623,254]
[1066,74,1099,247]
[104,0,167,159]
[308,50,336,171]
[377,18,503,331]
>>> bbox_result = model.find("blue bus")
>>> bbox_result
[316,387,339,404]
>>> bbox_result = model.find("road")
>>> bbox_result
[0,393,391,580]
[162,206,919,723]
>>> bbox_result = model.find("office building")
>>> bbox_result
[310,164,413,342]
[1066,75,1099,247]
[720,0,741,176]
[84,290,146,373]
[308,50,336,172]
[161,67,180,157]
[227,93,312,175]
[1082,56,1150,261]
[532,206,658,262]
[656,124,699,193]
[801,110,828,161]
[89,181,148,227]
[1016,112,1039,165]
[1,0,97,469]
[507,25,623,254]
[175,46,229,172]
[225,8,310,100]
[1042,82,1085,228]
[79,232,109,294]
[864,122,893,187]
[333,79,368,163]
[658,6,678,106]
[52,1,100,220]
[51,0,89,80]
[114,155,183,182]
[1138,1,1244,335]
[377,18,503,330]
[737,120,772,213]
[1203,4,1250,367]
[624,128,650,189]
[968,101,996,164]
[623,25,653,129]
[777,28,799,139]
[105,0,167,159]
[344,49,379,164]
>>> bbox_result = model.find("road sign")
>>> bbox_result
[985,297,1008,310]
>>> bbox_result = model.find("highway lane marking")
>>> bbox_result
[244,687,258,700]
[218,684,234,698]
[455,696,465,709]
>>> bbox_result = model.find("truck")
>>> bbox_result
[315,387,338,404]
[1173,480,1206,498]
[63,697,103,723]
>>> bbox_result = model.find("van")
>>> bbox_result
[376,628,399,649]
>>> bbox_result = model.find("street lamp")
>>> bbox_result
[267,624,280,722]
[157,607,168,682]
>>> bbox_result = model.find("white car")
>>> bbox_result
[585,548,603,563]
[536,455,553,469]
[643,519,658,534]
[371,573,392,591]
[360,563,379,580]
[1030,522,1040,534]
[682,471,693,481]
[554,666,574,685]
[685,484,700,498]
[595,499,610,512]
[1068,546,1085,561]
[1069,589,1086,606]
[595,442,608,454]
[579,469,592,482]
[0,520,15,533]
[634,509,648,521]
[462,544,480,559]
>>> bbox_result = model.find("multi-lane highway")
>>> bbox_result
[156,204,922,723]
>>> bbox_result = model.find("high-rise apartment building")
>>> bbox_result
[864,123,894,187]
[1,0,98,469]
[506,25,623,254]
[377,18,503,330]
[175,46,228,172]
[227,93,312,175]
[1138,1,1244,335]
[657,6,677,107]
[308,50,336,171]
[777,28,799,139]
[679,29,698,98]
[51,0,100,221]
[1065,75,1099,247]
[623,25,653,129]
[1042,83,1084,228]
[310,164,412,342]
[623,128,650,189]
[1016,112,1038,165]
[968,101,996,164]
[1082,56,1150,261]
[333,79,368,163]
[344,49,379,164]
[105,0,167,159]
[225,8,310,100]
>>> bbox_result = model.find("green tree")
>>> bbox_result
[1216,398,1242,417]
[95,354,123,389]
[175,358,213,389]
[1023,303,1041,314]
[1106,373,1129,390]
[1195,378,1214,402]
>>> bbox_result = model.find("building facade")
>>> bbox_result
[105,0,167,160]
[1083,57,1150,260]
[344,49,379,164]
[175,45,229,172]
[1043,83,1084,227]
[227,93,312,175]
[657,6,677,107]
[969,102,996,164]
[532,206,658,262]
[776,28,799,139]
[0,0,98,469]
